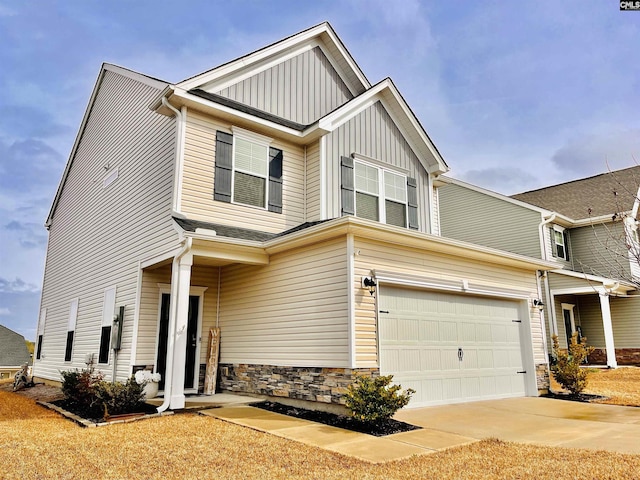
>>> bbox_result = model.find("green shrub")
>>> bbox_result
[344,374,415,424]
[60,362,104,418]
[95,376,146,418]
[551,333,595,395]
[61,361,148,420]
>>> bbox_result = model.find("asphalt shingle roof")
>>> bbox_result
[0,325,31,367]
[511,166,640,220]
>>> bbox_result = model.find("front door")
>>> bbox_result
[156,293,200,391]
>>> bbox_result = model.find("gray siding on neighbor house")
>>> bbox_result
[324,101,431,232]
[214,46,353,125]
[569,223,632,280]
[35,69,179,383]
[438,183,543,258]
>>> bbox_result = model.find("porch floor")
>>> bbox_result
[146,393,259,409]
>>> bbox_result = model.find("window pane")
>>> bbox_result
[355,162,379,195]
[384,171,406,203]
[356,192,379,221]
[65,331,74,362]
[385,200,407,227]
[98,326,111,364]
[235,138,267,176]
[234,171,266,207]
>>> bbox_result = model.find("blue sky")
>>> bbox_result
[0,0,639,340]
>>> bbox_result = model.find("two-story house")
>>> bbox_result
[439,167,640,369]
[33,23,556,410]
[0,324,31,379]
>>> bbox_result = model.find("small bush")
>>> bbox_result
[344,374,415,424]
[551,333,595,395]
[95,376,146,418]
[60,362,104,418]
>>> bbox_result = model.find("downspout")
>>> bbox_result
[162,97,185,214]
[157,236,192,413]
[535,271,549,362]
[538,213,559,344]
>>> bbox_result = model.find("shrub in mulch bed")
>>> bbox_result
[251,401,420,437]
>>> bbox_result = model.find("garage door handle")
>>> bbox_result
[458,348,464,361]
[517,371,527,374]
[379,310,389,314]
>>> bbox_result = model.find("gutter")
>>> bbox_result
[161,97,185,213]
[157,237,192,413]
[538,213,559,340]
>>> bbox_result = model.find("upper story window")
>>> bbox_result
[213,128,283,213]
[551,226,570,261]
[342,155,418,230]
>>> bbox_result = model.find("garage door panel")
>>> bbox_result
[440,321,458,342]
[380,287,526,408]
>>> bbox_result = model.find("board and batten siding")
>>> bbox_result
[135,264,220,367]
[353,237,545,367]
[438,183,543,259]
[213,46,353,125]
[569,223,632,279]
[35,69,178,382]
[181,110,306,232]
[218,237,350,367]
[324,101,431,232]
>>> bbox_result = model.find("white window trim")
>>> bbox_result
[552,225,568,260]
[230,126,273,210]
[354,159,409,227]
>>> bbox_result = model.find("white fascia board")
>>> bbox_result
[571,212,630,227]
[176,23,369,95]
[263,216,558,271]
[170,89,310,139]
[550,269,636,291]
[103,63,168,90]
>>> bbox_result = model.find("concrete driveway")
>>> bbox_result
[394,396,640,455]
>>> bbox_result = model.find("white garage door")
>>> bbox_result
[379,286,526,408]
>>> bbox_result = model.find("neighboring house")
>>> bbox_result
[34,22,556,410]
[0,325,31,379]
[439,167,640,368]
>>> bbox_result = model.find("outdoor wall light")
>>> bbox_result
[533,299,545,311]
[362,276,377,296]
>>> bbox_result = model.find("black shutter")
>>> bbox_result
[214,131,233,202]
[341,156,355,216]
[407,177,419,230]
[268,147,283,213]
[563,230,570,261]
[550,227,557,257]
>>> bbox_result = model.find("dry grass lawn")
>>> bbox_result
[2,391,640,479]
[550,366,640,406]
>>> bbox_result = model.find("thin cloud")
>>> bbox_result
[0,307,10,315]
[0,278,40,293]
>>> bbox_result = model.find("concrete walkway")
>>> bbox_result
[200,397,640,463]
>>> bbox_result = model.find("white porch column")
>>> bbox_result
[598,292,618,368]
[170,252,193,409]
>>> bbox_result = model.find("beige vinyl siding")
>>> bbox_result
[570,223,631,279]
[353,237,545,367]
[325,101,431,232]
[181,110,306,232]
[135,264,220,367]
[306,141,321,221]
[214,46,353,125]
[218,237,349,366]
[439,183,543,258]
[571,294,640,350]
[35,69,178,382]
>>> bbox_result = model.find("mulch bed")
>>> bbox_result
[544,391,608,403]
[51,399,159,424]
[251,401,420,437]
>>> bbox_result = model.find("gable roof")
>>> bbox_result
[512,165,640,220]
[176,22,370,97]
[0,325,31,367]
